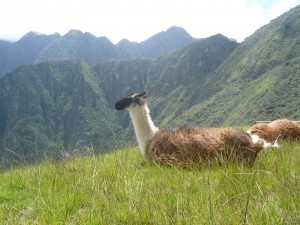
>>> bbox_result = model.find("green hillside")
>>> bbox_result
[0,143,299,224]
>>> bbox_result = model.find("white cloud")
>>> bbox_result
[0,0,299,43]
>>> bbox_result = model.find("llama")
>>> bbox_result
[247,119,300,143]
[115,91,263,165]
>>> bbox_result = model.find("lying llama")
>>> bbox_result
[247,119,300,143]
[115,91,263,165]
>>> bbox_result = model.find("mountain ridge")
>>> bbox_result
[0,26,196,76]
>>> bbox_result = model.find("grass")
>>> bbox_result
[0,142,300,224]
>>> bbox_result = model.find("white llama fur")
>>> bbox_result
[126,101,158,157]
[248,133,279,148]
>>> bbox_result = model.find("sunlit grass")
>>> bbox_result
[0,142,299,224]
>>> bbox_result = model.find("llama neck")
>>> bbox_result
[129,104,158,157]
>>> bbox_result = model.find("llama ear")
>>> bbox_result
[135,91,147,99]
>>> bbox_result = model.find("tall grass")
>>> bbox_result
[0,142,299,224]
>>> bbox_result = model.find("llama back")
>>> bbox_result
[146,127,262,165]
[250,119,300,141]
[268,119,300,140]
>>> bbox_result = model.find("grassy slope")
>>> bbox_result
[0,142,299,224]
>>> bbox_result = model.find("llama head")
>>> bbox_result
[115,91,147,111]
[247,123,269,139]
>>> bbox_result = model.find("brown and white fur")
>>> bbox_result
[248,119,300,145]
[115,91,263,166]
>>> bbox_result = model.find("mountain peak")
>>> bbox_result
[64,29,84,37]
[19,31,47,41]
[117,38,131,45]
[166,26,190,35]
[23,31,39,37]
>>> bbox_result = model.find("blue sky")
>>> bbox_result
[245,0,278,10]
[0,0,299,43]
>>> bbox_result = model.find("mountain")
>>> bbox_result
[1,6,300,162]
[36,30,117,64]
[0,60,124,161]
[37,26,195,63]
[0,32,60,76]
[138,26,197,58]
[147,33,238,96]
[115,26,196,59]
[167,5,300,127]
[0,27,196,77]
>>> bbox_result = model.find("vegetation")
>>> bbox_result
[0,141,299,224]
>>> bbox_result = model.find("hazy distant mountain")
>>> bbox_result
[36,30,117,64]
[115,26,196,59]
[0,32,60,75]
[0,27,196,76]
[37,26,195,63]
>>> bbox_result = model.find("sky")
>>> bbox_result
[0,0,300,44]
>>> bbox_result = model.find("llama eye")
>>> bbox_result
[133,98,141,105]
